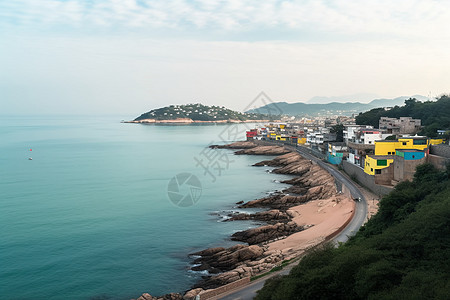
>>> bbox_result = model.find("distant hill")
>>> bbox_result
[246,95,428,117]
[307,93,379,104]
[134,103,276,122]
[368,95,429,107]
[247,101,372,116]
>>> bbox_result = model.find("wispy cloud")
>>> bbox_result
[1,1,450,115]
[1,0,450,41]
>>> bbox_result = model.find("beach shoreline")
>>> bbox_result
[134,141,357,300]
[123,118,275,124]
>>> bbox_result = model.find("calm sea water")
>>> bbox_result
[0,115,292,300]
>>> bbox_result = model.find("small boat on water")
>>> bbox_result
[28,157,32,160]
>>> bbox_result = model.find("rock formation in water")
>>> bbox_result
[189,244,284,290]
[181,142,339,294]
[226,209,290,224]
[137,141,345,300]
[134,292,183,300]
[231,221,303,245]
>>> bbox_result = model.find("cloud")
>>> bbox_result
[1,34,449,115]
[1,1,450,115]
[1,0,450,41]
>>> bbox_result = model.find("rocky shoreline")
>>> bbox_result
[134,141,354,300]
[124,118,273,124]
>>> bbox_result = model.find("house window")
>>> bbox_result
[377,160,388,166]
[413,139,427,145]
[412,155,415,158]
[375,169,381,174]
[371,168,373,172]
[402,142,407,145]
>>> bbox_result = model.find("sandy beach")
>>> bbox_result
[268,195,354,255]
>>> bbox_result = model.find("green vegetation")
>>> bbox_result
[245,95,427,117]
[251,258,299,282]
[255,163,450,300]
[251,266,283,282]
[384,135,397,140]
[246,101,375,117]
[330,124,344,142]
[355,95,450,138]
[134,103,276,121]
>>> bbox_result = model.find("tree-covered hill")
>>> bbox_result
[355,95,450,137]
[256,163,450,300]
[246,101,374,117]
[245,95,428,117]
[134,103,276,121]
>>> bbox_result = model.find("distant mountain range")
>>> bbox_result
[246,95,430,116]
[367,95,429,107]
[306,93,380,104]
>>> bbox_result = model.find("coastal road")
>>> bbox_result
[217,143,368,300]
[293,145,368,243]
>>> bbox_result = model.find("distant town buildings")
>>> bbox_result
[379,117,421,135]
[245,114,448,191]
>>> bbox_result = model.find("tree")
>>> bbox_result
[330,124,344,142]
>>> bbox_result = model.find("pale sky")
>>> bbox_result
[1,0,450,116]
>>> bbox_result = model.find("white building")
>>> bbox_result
[343,125,373,145]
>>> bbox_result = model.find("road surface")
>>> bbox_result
[218,143,368,300]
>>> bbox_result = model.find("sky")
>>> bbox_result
[1,0,450,116]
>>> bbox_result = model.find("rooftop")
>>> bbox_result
[368,155,394,160]
[398,136,427,140]
[375,140,398,143]
[396,149,424,153]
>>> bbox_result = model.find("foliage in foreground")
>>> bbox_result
[255,164,450,300]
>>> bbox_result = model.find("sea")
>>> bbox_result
[0,115,292,300]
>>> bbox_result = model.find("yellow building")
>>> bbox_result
[364,155,394,175]
[375,137,429,155]
[430,139,445,145]
[374,141,400,155]
[297,137,307,145]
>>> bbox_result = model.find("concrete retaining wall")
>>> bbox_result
[428,154,450,170]
[430,144,450,158]
[325,201,356,242]
[342,160,394,196]
[198,277,251,300]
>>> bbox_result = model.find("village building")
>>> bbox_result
[379,117,421,135]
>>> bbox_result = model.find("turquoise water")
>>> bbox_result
[0,116,292,300]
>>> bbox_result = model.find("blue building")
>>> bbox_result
[395,149,425,160]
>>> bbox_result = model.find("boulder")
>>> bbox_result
[231,222,303,244]
[183,288,204,300]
